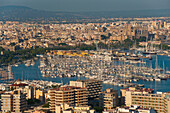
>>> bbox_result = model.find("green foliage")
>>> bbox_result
[56,37,61,41]
[11,86,14,90]
[93,106,103,113]
[51,85,60,88]
[0,47,5,51]
[123,38,133,49]
[0,47,49,65]
[58,43,67,46]
[42,102,50,108]
[136,36,146,42]
[121,105,125,107]
[101,35,109,40]
[0,37,169,66]
[10,42,16,46]
[160,44,170,50]
[46,98,50,102]
[77,44,96,50]
[27,99,41,105]
[109,36,151,49]
[108,33,112,37]
[27,99,35,105]
[35,99,41,103]
[98,42,106,47]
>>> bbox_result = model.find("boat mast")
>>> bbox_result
[155,55,158,70]
[163,60,165,74]
[145,36,148,52]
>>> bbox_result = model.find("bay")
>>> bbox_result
[12,55,170,93]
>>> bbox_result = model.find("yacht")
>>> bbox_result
[154,78,161,81]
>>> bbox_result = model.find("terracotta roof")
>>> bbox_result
[16,78,21,81]
[10,83,28,86]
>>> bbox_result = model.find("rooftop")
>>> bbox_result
[76,79,102,82]
[51,86,86,91]
[10,83,28,87]
[121,87,154,93]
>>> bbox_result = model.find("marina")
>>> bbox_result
[9,51,170,93]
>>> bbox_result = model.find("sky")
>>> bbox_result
[0,0,170,12]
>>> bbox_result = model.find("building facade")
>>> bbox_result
[1,93,13,112]
[122,88,170,113]
[103,88,118,109]
[1,90,27,113]
[49,86,88,112]
[70,79,102,100]
[120,87,154,105]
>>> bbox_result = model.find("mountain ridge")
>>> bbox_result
[0,6,170,22]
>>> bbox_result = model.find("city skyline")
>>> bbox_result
[0,0,170,112]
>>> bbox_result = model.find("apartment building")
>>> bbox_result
[70,79,102,100]
[122,88,170,113]
[120,87,154,105]
[56,103,95,113]
[10,83,28,90]
[103,105,157,113]
[121,87,154,98]
[49,86,88,112]
[103,88,118,109]
[13,90,27,113]
[1,90,27,113]
[18,86,34,100]
[36,89,45,103]
[1,93,13,113]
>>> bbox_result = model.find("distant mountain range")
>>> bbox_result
[0,6,170,21]
[0,6,86,21]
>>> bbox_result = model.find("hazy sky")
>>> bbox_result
[0,0,170,12]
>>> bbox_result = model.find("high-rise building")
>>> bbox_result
[126,92,170,113]
[121,87,170,113]
[103,88,118,109]
[18,86,34,100]
[35,89,45,103]
[120,87,154,105]
[49,86,88,112]
[70,79,102,100]
[1,90,27,113]
[1,93,13,113]
[55,103,95,113]
[13,90,27,113]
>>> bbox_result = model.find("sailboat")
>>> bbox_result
[154,77,161,81]
[159,61,167,80]
[31,60,35,66]
[166,67,170,74]
[143,37,157,55]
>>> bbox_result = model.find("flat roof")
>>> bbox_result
[51,86,86,91]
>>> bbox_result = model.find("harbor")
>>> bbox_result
[9,50,170,93]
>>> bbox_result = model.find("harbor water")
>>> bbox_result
[11,55,170,93]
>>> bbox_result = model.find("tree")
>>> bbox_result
[58,43,67,46]
[10,42,16,46]
[42,102,50,108]
[93,106,103,113]
[51,85,60,88]
[101,35,109,40]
